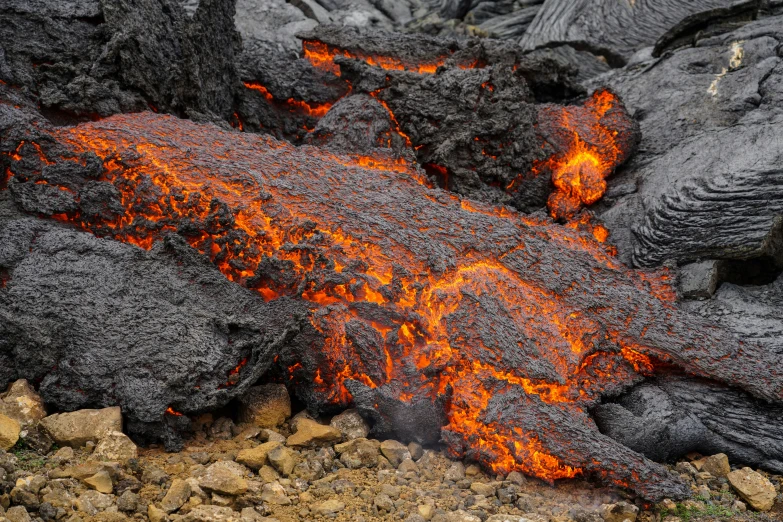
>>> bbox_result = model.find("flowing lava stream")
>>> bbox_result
[8,109,775,500]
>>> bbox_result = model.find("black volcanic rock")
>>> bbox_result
[520,0,759,64]
[0,0,240,122]
[0,197,307,449]
[593,14,783,269]
[595,376,783,474]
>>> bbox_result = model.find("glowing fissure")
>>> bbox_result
[4,113,678,483]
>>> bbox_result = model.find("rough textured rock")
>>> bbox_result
[161,478,191,513]
[594,377,783,474]
[594,14,783,269]
[39,408,122,448]
[727,467,777,511]
[0,380,46,427]
[236,442,282,470]
[380,439,411,467]
[0,141,307,449]
[0,413,20,451]
[91,431,138,461]
[238,385,292,429]
[698,453,730,478]
[0,0,241,121]
[198,461,249,496]
[286,419,342,448]
[329,409,370,440]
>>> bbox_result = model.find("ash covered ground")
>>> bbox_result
[1,0,783,521]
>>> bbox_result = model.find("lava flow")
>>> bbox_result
[8,112,782,501]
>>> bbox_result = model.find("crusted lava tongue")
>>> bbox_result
[3,110,783,500]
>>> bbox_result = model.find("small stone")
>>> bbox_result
[52,445,75,463]
[380,439,410,467]
[600,501,639,522]
[447,510,481,522]
[91,431,138,461]
[142,466,170,485]
[239,507,270,521]
[39,407,122,448]
[267,445,297,476]
[257,465,279,483]
[675,462,697,476]
[315,499,345,515]
[0,380,46,427]
[79,490,113,510]
[18,425,53,453]
[259,429,286,444]
[374,493,394,513]
[444,462,466,481]
[335,438,380,469]
[470,482,496,497]
[727,467,776,511]
[286,419,341,448]
[465,464,481,477]
[84,470,114,494]
[506,471,526,486]
[408,442,424,461]
[182,505,241,522]
[148,504,168,522]
[732,500,747,512]
[380,484,401,499]
[238,384,291,429]
[208,417,235,440]
[161,479,191,513]
[329,409,370,440]
[0,414,21,450]
[701,454,731,478]
[398,458,419,473]
[235,442,281,470]
[199,461,249,496]
[696,485,711,499]
[117,491,139,513]
[5,506,32,522]
[418,504,435,521]
[260,481,291,505]
[660,499,677,511]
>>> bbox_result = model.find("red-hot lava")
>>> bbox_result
[6,113,780,500]
[509,89,637,221]
[303,40,449,76]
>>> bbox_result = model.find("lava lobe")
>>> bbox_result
[4,112,782,501]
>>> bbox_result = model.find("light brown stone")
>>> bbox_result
[701,453,730,478]
[199,462,248,496]
[0,413,21,451]
[91,431,138,462]
[161,478,191,513]
[39,407,122,448]
[238,385,291,429]
[728,467,776,511]
[0,380,46,427]
[148,504,168,522]
[379,439,410,467]
[286,419,341,448]
[83,470,113,494]
[235,442,281,470]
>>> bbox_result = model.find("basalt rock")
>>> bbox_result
[520,0,759,65]
[594,14,783,270]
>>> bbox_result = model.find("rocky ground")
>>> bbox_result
[1,380,782,522]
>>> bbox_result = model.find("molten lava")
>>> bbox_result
[7,112,781,501]
[303,40,448,76]
[529,90,638,220]
[243,81,333,118]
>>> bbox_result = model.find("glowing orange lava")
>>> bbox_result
[303,40,448,76]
